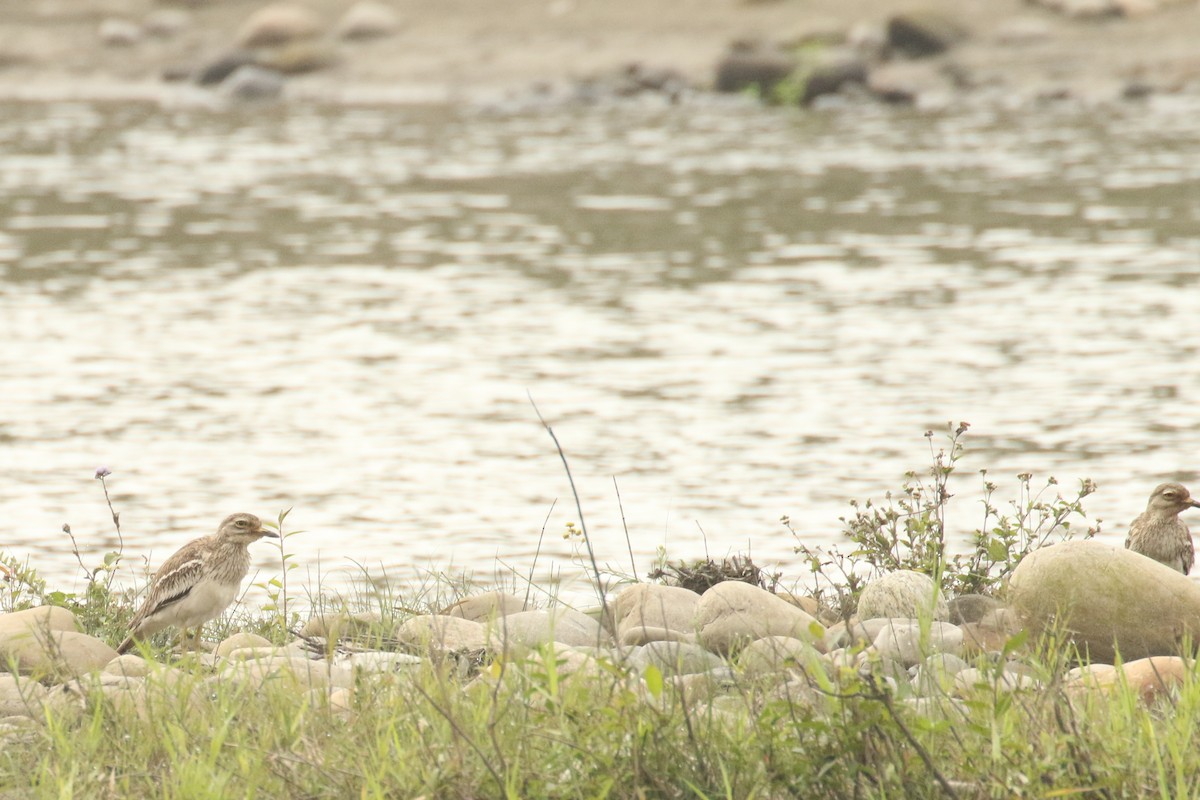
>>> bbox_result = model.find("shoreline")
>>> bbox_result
[1,0,1198,109]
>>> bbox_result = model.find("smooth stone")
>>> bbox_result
[619,626,697,648]
[714,45,796,94]
[960,621,1011,657]
[236,3,324,48]
[872,620,963,668]
[488,608,606,649]
[910,652,970,694]
[336,1,401,40]
[856,571,948,622]
[953,667,1040,695]
[823,619,871,651]
[103,655,154,678]
[194,50,258,86]
[1008,540,1200,663]
[1123,656,1190,704]
[441,591,526,622]
[613,584,700,645]
[0,606,80,638]
[737,636,823,677]
[99,19,142,47]
[329,686,352,712]
[886,12,969,57]
[394,615,488,654]
[144,9,191,38]
[255,40,337,75]
[947,595,1005,625]
[220,65,286,102]
[299,613,343,638]
[224,656,354,690]
[624,641,725,677]
[215,632,273,658]
[336,651,422,674]
[0,630,118,678]
[696,581,825,656]
[0,675,46,717]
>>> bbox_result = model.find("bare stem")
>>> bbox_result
[527,393,609,630]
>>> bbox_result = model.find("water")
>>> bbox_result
[2,96,1199,600]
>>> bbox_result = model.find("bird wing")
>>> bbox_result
[1124,513,1143,550]
[128,537,212,630]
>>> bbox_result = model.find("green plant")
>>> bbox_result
[790,423,1098,614]
[255,507,305,639]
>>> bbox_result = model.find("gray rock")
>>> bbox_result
[144,9,192,38]
[625,641,726,676]
[947,594,1004,625]
[336,1,401,40]
[953,667,1041,694]
[236,3,324,48]
[714,45,796,94]
[886,12,968,58]
[220,65,286,102]
[394,615,488,654]
[866,61,954,107]
[194,50,258,86]
[1008,540,1200,663]
[856,571,948,622]
[737,636,822,677]
[871,620,963,667]
[800,50,869,105]
[910,652,970,694]
[223,656,354,690]
[489,608,606,649]
[336,651,422,674]
[613,584,700,646]
[0,675,46,717]
[99,19,142,47]
[441,591,526,622]
[696,581,824,655]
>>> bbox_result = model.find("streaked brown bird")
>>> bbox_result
[1124,482,1200,575]
[117,513,278,655]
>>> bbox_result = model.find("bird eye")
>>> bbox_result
[236,519,249,528]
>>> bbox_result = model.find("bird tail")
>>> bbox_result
[116,635,135,655]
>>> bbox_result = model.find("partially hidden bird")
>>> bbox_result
[117,512,278,655]
[1124,482,1200,575]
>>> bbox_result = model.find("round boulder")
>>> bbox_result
[613,583,700,646]
[236,3,324,48]
[1008,540,1200,663]
[336,1,401,40]
[856,570,948,622]
[696,581,824,655]
[441,591,526,622]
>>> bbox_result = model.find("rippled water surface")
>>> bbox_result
[2,97,1199,597]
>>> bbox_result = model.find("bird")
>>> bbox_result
[1124,482,1200,575]
[117,513,278,655]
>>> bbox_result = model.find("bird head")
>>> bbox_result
[1146,483,1200,517]
[215,512,279,543]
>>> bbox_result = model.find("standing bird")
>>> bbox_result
[117,513,278,655]
[1124,483,1200,575]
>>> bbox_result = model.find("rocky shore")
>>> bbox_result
[3,539,1198,735]
[1,0,1199,107]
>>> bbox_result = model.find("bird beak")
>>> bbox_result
[1190,500,1200,510]
[260,527,280,538]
